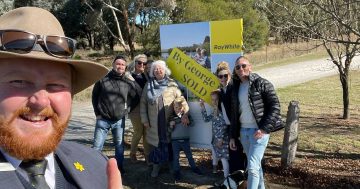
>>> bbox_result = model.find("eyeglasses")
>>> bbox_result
[0,30,76,58]
[136,61,147,66]
[217,74,228,79]
[235,64,248,70]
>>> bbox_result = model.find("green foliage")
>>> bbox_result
[0,0,12,15]
[135,23,162,57]
[88,52,103,57]
[73,54,82,60]
[53,0,87,39]
[170,0,269,52]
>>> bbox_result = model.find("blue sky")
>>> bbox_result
[210,53,243,73]
[160,21,209,50]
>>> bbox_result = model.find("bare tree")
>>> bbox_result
[257,0,360,119]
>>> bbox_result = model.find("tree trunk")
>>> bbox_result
[121,8,135,58]
[281,101,300,168]
[128,35,135,58]
[86,32,93,50]
[340,71,350,119]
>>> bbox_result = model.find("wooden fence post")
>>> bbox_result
[281,101,300,168]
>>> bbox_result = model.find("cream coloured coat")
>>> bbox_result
[140,79,188,147]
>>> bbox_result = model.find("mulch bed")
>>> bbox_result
[264,155,360,189]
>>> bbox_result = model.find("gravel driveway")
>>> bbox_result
[256,55,360,88]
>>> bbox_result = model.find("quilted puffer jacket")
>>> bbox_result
[230,73,284,138]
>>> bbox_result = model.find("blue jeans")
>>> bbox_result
[240,128,270,189]
[93,118,125,172]
[171,140,196,172]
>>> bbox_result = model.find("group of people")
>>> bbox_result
[199,58,284,188]
[0,6,283,189]
[91,52,203,180]
[91,47,284,189]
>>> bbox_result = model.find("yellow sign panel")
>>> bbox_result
[210,19,243,53]
[167,48,220,104]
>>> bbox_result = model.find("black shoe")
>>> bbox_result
[174,171,181,181]
[214,179,223,187]
[192,167,203,175]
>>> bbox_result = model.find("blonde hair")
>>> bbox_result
[174,96,189,110]
[128,54,148,73]
[216,61,231,76]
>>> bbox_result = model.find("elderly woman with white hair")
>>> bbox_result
[140,60,189,177]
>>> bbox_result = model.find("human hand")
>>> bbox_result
[107,158,123,189]
[254,129,266,139]
[181,114,190,126]
[169,121,175,128]
[229,138,237,151]
[199,99,205,109]
[144,122,150,128]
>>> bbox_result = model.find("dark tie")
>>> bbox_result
[20,160,50,189]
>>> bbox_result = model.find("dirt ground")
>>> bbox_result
[102,134,297,189]
[262,116,360,189]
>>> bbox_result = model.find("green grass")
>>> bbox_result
[270,70,360,155]
[277,70,360,116]
[252,50,328,71]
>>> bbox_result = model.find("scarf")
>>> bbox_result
[108,69,124,79]
[147,77,169,104]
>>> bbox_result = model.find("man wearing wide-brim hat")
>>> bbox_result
[0,7,122,189]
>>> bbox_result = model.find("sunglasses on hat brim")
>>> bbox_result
[0,30,76,58]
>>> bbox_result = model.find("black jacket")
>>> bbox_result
[92,70,141,121]
[218,81,233,124]
[230,73,283,138]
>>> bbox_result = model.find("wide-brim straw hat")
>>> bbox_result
[0,7,109,94]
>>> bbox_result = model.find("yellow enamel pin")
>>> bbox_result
[73,162,85,172]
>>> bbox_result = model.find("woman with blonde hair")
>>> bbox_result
[128,54,150,163]
[216,61,247,174]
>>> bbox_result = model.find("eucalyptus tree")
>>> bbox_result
[0,0,12,15]
[79,0,176,58]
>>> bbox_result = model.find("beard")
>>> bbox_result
[0,107,69,160]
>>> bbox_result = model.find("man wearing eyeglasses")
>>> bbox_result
[92,55,141,174]
[0,7,122,189]
[229,56,283,189]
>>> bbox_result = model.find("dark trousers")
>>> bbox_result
[229,138,247,173]
[171,140,197,172]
